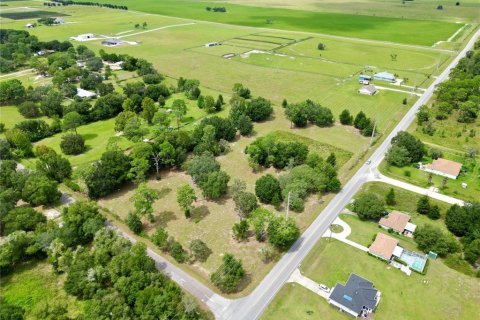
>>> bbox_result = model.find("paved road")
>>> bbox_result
[223,29,480,320]
[94,30,478,320]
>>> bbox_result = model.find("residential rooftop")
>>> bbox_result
[369,233,399,260]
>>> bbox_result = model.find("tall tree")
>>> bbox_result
[176,184,196,218]
[171,99,187,129]
[130,183,159,222]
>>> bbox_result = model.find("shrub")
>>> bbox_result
[255,174,282,204]
[60,133,86,155]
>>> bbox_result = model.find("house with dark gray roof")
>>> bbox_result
[327,274,381,317]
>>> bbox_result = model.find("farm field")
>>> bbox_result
[214,0,480,22]
[90,0,462,45]
[261,238,480,320]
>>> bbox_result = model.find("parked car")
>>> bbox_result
[366,160,371,165]
[319,284,330,292]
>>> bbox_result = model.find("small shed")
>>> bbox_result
[374,71,396,82]
[358,74,372,81]
[25,23,35,28]
[53,17,65,24]
[358,84,377,96]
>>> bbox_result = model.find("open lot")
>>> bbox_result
[0,261,84,319]
[262,238,480,320]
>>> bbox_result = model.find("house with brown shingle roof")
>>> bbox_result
[424,158,462,180]
[379,211,416,236]
[368,233,402,261]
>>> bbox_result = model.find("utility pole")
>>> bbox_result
[369,117,377,149]
[285,191,291,220]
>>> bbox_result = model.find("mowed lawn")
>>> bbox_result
[261,239,480,320]
[21,118,134,169]
[94,0,460,45]
[0,261,84,319]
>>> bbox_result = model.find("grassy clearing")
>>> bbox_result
[94,0,460,45]
[0,106,52,133]
[0,261,84,319]
[21,118,134,169]
[291,239,480,320]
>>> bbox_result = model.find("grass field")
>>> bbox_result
[215,0,480,23]
[0,261,84,319]
[92,0,461,45]
[0,10,68,20]
[262,238,480,319]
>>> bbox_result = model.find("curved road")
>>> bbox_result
[111,30,479,320]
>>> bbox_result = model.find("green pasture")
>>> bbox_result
[266,238,480,320]
[0,261,84,319]
[0,106,52,133]
[215,0,480,23]
[21,118,134,169]
[92,0,461,46]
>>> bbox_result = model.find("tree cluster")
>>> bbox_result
[51,0,128,10]
[245,135,309,169]
[445,203,480,265]
[284,99,334,128]
[185,153,230,200]
[386,131,425,167]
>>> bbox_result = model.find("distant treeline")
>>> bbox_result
[50,0,128,10]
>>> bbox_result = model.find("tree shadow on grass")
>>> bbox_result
[190,205,210,221]
[156,187,172,199]
[155,210,177,228]
[235,273,252,293]
[82,133,98,141]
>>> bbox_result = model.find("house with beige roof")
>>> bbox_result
[368,233,401,261]
[423,158,462,180]
[369,233,428,273]
[379,211,416,236]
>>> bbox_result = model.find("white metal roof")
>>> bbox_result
[405,222,417,233]
[392,245,404,258]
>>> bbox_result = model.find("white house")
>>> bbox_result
[70,33,95,42]
[423,158,462,180]
[53,17,65,24]
[25,23,35,28]
[358,84,377,96]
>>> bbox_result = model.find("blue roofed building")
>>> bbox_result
[374,71,396,82]
[327,274,381,318]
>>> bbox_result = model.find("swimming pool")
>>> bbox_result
[399,250,427,273]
